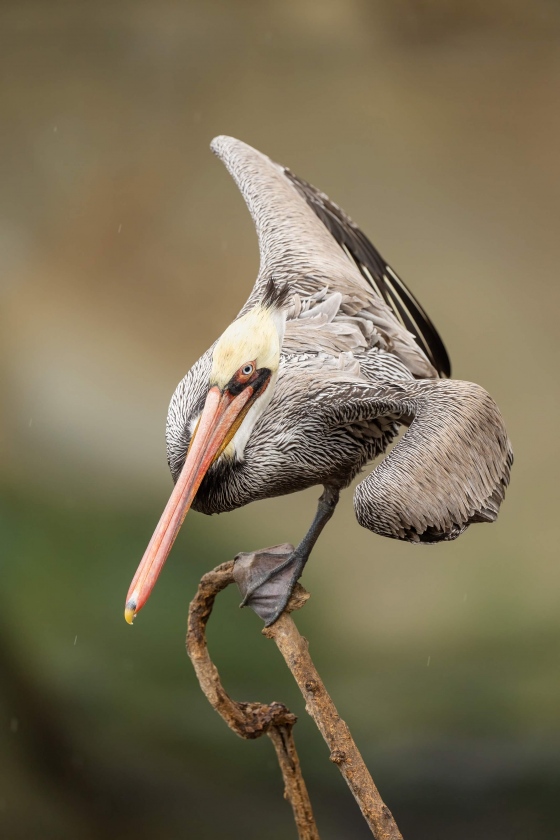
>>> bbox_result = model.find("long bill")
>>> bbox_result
[124,384,256,624]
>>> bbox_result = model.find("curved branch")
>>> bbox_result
[186,557,403,840]
[186,560,319,839]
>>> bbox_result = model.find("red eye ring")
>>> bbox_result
[241,363,254,377]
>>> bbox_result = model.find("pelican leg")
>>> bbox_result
[235,486,339,625]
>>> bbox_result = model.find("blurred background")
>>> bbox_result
[1,1,559,837]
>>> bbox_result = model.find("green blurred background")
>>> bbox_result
[1,1,559,837]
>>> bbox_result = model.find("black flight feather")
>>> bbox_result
[284,169,451,378]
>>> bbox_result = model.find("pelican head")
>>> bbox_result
[124,280,289,624]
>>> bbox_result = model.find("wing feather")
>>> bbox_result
[322,377,513,542]
[284,170,451,377]
[211,135,449,378]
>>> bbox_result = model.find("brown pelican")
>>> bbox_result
[125,136,512,626]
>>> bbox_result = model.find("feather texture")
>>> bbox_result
[164,137,512,553]
[211,135,441,378]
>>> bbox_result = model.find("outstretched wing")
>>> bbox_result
[318,376,512,542]
[211,135,448,379]
[284,171,451,378]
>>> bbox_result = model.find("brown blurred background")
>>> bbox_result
[1,1,559,838]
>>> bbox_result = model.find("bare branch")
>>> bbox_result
[264,610,403,840]
[186,560,319,839]
[267,724,320,840]
[186,558,403,839]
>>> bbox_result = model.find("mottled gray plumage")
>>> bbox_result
[167,136,512,551]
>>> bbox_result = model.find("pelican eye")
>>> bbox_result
[241,364,254,376]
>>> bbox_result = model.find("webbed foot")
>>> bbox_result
[233,543,306,626]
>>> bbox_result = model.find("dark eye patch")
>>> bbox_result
[227,367,271,396]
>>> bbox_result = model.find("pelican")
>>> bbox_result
[125,136,512,626]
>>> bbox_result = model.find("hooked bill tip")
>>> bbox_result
[124,600,137,625]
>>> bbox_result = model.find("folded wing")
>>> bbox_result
[317,377,512,542]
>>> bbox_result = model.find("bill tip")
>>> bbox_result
[124,601,137,625]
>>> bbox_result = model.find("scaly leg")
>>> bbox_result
[236,486,340,626]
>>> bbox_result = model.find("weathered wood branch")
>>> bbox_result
[186,560,319,839]
[263,613,403,840]
[186,557,403,840]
